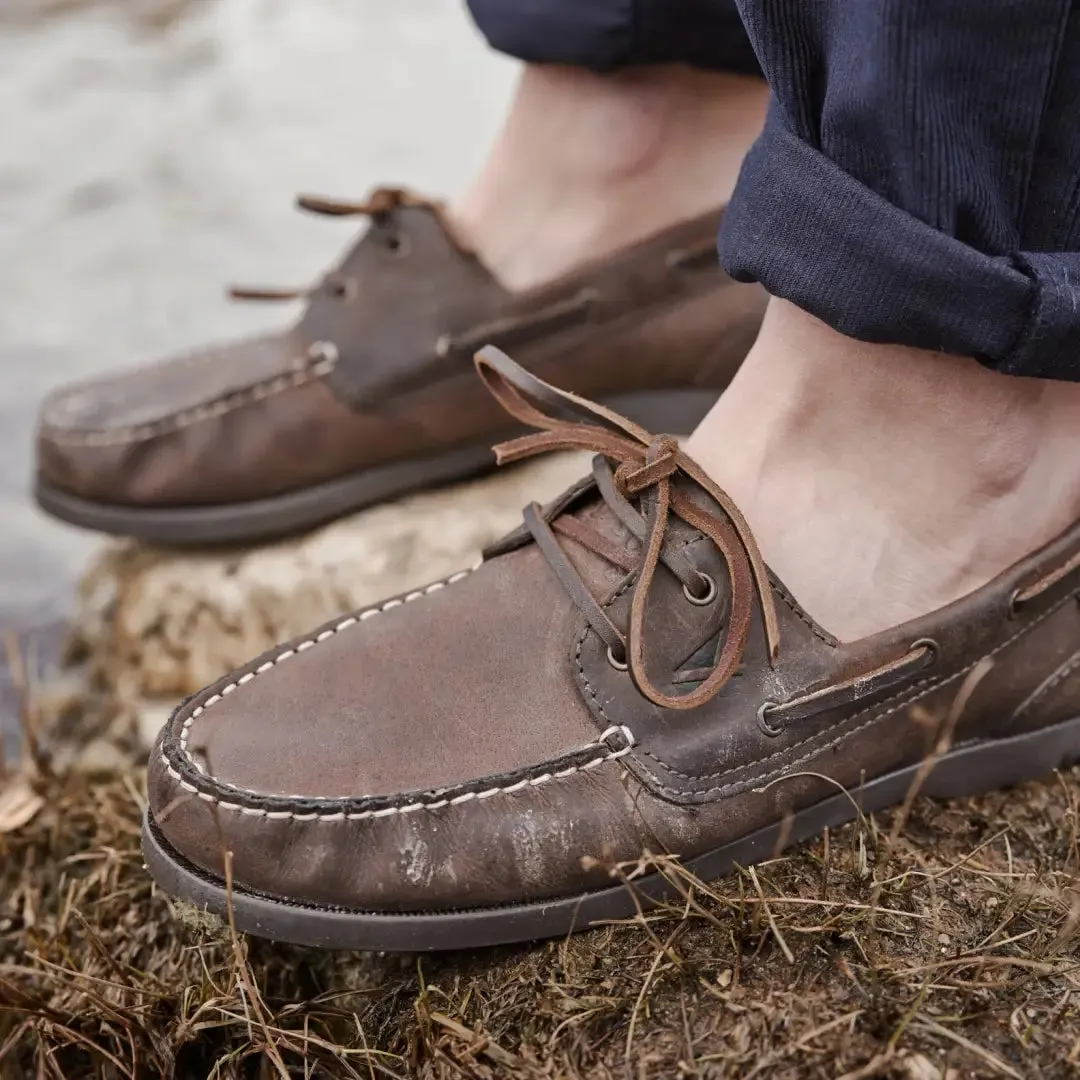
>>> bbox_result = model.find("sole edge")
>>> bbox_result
[142,713,1080,952]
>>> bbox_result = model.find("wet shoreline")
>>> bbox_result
[0,0,515,739]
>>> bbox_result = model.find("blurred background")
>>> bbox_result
[0,0,516,740]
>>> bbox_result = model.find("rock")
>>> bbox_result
[61,454,590,754]
[902,1054,952,1080]
[0,773,45,834]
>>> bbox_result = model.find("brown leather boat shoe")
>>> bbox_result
[35,187,765,545]
[144,347,1080,951]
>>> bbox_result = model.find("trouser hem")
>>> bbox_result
[721,119,1080,379]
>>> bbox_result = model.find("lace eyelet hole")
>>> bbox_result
[606,645,628,672]
[330,278,357,302]
[757,701,782,738]
[385,233,409,257]
[683,572,717,607]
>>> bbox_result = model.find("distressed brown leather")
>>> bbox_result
[148,348,1080,916]
[36,187,765,509]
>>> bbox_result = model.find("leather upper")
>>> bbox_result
[37,188,766,508]
[147,350,1080,914]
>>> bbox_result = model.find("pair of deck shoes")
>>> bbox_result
[37,190,1080,951]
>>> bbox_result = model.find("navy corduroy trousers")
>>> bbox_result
[468,0,1080,382]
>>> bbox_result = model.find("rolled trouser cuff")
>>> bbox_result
[721,117,1080,380]
[466,0,761,76]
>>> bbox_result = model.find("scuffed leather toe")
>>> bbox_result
[36,332,341,506]
[147,545,646,912]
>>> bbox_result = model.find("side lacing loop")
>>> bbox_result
[1009,548,1080,617]
[757,638,939,738]
[443,234,718,359]
[435,289,597,360]
[665,238,724,273]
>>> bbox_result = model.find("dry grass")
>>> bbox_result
[2,638,1080,1077]
[3,754,1080,1079]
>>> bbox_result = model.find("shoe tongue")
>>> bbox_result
[558,495,642,596]
[552,480,737,679]
[297,201,510,408]
[552,478,718,600]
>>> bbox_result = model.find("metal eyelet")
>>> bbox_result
[683,572,718,607]
[908,637,939,669]
[1006,587,1025,620]
[598,724,636,753]
[757,701,782,738]
[607,645,628,672]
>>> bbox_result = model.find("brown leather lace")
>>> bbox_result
[226,186,470,302]
[476,345,781,712]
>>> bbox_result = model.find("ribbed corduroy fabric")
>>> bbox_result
[723,0,1080,379]
[468,0,1080,380]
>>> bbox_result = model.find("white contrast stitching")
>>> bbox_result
[43,348,336,448]
[162,550,642,821]
[178,564,478,761]
[161,732,637,821]
[1010,647,1080,724]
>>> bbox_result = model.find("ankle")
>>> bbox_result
[452,64,769,290]
[715,302,1061,494]
[688,300,1080,639]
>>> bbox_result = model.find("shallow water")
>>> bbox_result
[0,0,515,736]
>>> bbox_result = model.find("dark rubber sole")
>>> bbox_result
[142,713,1080,953]
[36,388,719,546]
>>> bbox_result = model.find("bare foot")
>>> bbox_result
[452,64,769,290]
[685,298,1080,640]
